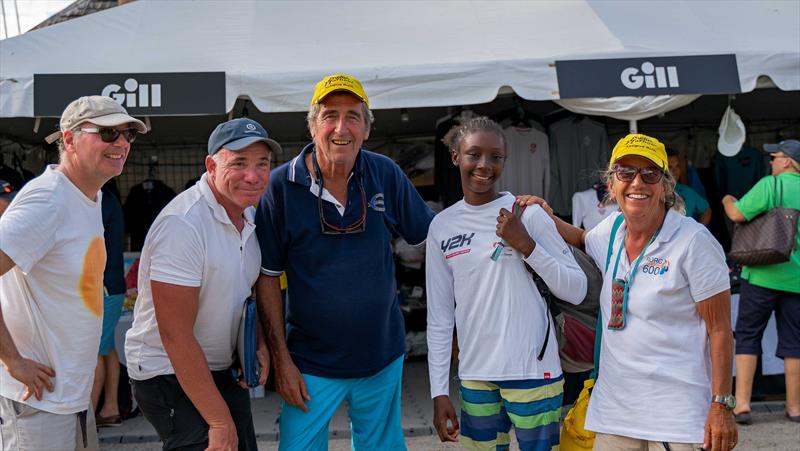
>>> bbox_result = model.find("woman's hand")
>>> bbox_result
[704,404,738,451]
[515,195,553,217]
[496,207,535,258]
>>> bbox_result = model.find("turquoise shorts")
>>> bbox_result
[98,294,125,356]
[278,355,406,451]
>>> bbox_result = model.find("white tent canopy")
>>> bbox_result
[1,0,798,119]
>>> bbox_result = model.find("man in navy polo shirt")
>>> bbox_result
[255,74,434,450]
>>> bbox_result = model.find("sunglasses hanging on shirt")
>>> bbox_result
[311,150,367,235]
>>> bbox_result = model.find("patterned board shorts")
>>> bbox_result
[459,376,564,451]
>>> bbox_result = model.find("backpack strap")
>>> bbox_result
[591,214,624,379]
[511,203,553,363]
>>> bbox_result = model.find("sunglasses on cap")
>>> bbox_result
[76,127,138,144]
[612,164,664,184]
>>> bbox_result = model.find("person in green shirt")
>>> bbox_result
[722,139,800,425]
[668,150,711,225]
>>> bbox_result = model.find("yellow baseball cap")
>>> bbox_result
[610,134,669,172]
[310,74,369,108]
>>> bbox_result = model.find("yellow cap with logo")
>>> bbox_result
[310,74,369,108]
[610,133,669,172]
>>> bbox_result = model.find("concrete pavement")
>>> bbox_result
[99,361,799,450]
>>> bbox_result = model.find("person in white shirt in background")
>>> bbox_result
[571,185,619,231]
[426,116,587,451]
[0,96,146,451]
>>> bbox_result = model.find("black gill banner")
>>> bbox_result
[34,72,225,116]
[556,55,740,99]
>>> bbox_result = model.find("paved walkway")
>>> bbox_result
[100,361,439,444]
[99,361,799,450]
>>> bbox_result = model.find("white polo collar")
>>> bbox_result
[197,172,256,228]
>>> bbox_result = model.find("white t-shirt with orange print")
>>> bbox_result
[0,165,105,414]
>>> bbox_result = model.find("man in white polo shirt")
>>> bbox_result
[125,118,276,451]
[0,96,146,451]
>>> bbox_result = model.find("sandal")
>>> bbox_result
[733,411,752,425]
[787,412,800,423]
[95,414,122,428]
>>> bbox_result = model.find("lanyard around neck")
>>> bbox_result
[610,224,662,317]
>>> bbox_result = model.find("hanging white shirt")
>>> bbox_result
[497,125,551,198]
[571,188,619,231]
[426,193,587,398]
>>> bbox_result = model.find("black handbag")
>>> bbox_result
[729,177,799,266]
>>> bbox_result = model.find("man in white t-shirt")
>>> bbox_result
[125,118,277,451]
[0,96,146,451]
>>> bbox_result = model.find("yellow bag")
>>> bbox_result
[560,377,596,450]
[561,216,622,451]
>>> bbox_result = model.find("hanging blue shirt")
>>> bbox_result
[255,144,434,378]
[676,183,709,221]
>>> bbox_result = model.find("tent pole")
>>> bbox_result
[629,120,638,134]
[0,0,8,39]
[12,0,20,35]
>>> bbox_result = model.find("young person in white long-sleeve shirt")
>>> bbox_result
[425,117,587,451]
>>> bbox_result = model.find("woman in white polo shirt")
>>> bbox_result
[523,134,738,451]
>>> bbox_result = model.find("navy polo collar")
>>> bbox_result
[286,143,364,187]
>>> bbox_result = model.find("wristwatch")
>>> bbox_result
[712,394,736,410]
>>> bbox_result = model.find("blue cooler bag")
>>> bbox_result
[237,296,261,387]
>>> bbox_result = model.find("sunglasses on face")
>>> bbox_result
[77,127,138,144]
[612,164,664,184]
[312,151,367,235]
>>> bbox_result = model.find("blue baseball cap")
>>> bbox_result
[207,118,282,156]
[763,139,800,162]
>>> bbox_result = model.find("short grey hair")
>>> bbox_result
[602,165,685,214]
[306,101,374,134]
[57,128,82,163]
[57,139,67,161]
[789,157,800,173]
